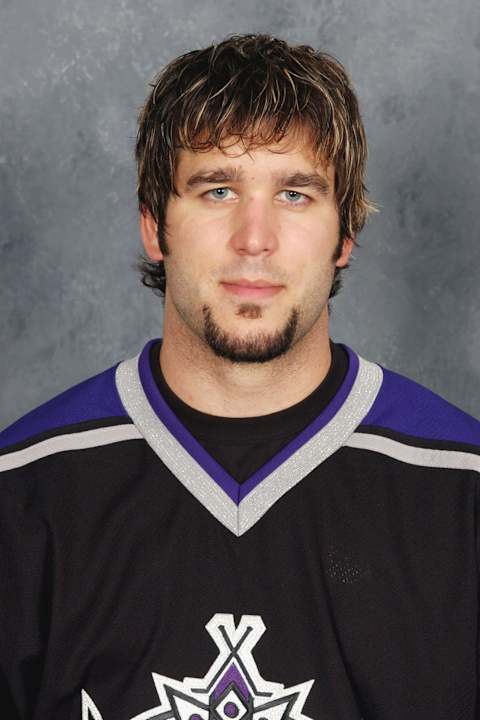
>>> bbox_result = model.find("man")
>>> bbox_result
[0,34,479,720]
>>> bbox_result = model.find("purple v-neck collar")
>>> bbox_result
[137,338,359,505]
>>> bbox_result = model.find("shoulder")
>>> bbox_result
[347,348,480,459]
[0,359,138,471]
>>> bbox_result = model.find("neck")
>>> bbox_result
[158,309,333,419]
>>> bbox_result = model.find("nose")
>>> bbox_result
[229,199,279,257]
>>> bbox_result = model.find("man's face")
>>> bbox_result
[143,130,353,364]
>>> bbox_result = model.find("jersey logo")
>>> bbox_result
[82,613,314,719]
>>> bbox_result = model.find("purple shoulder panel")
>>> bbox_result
[0,363,128,451]
[362,365,480,446]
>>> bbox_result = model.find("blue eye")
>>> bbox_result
[206,187,232,200]
[283,190,307,203]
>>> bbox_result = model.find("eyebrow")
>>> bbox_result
[184,167,330,195]
[186,168,243,188]
[276,171,330,196]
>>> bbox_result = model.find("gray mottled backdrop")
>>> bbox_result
[1,0,479,427]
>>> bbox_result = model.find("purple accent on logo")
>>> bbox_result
[0,363,128,451]
[189,715,202,720]
[138,339,359,505]
[212,663,250,702]
[362,365,480,444]
[224,701,239,717]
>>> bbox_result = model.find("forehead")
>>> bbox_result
[175,129,333,179]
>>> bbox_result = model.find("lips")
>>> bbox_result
[221,281,283,299]
[223,279,281,288]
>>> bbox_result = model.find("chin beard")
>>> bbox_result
[201,304,300,363]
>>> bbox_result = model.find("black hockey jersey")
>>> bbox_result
[1,337,479,720]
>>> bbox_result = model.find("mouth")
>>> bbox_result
[220,281,284,299]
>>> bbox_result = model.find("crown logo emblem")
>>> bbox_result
[82,613,314,719]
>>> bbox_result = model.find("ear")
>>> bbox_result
[335,236,354,268]
[139,207,163,261]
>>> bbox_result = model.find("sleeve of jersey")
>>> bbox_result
[0,471,50,719]
[0,362,128,718]
[477,475,480,699]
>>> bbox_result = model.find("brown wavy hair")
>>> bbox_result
[135,33,377,300]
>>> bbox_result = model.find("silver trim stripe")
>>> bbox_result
[238,356,384,535]
[0,424,142,473]
[115,357,239,534]
[115,353,384,537]
[344,432,480,473]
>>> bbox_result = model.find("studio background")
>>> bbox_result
[1,0,479,428]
